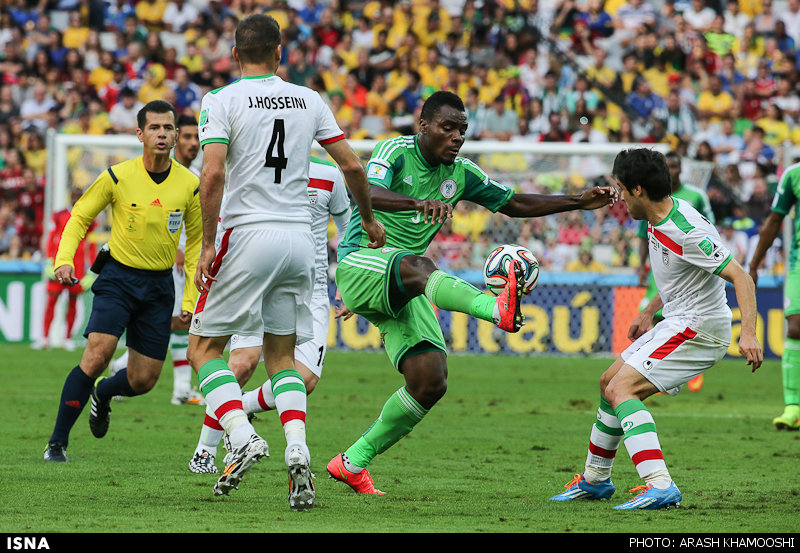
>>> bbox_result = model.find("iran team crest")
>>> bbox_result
[440,179,457,199]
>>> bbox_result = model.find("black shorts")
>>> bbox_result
[84,257,175,361]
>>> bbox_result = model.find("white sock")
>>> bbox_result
[644,468,673,489]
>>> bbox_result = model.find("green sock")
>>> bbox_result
[782,338,800,405]
[344,387,429,469]
[424,270,495,322]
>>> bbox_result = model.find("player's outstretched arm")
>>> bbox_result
[499,186,618,218]
[322,139,385,248]
[369,185,453,224]
[719,258,763,372]
[747,211,784,285]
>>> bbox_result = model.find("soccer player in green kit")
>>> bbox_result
[636,151,716,393]
[326,91,618,495]
[749,161,800,430]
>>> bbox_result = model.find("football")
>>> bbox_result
[483,244,540,296]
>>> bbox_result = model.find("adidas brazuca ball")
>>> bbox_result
[483,244,540,296]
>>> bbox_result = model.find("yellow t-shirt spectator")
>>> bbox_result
[757,117,791,146]
[63,25,90,50]
[135,0,168,30]
[697,90,736,122]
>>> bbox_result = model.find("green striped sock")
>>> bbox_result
[344,387,429,469]
[782,338,800,405]
[425,270,495,322]
[584,396,623,482]
[615,398,669,481]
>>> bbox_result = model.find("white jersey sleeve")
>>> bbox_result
[681,229,733,276]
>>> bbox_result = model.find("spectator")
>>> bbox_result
[539,69,568,117]
[696,74,736,124]
[570,114,607,143]
[566,241,608,273]
[62,10,90,51]
[480,96,518,141]
[626,77,665,121]
[540,111,571,142]
[682,0,717,33]
[0,202,17,254]
[15,206,41,256]
[709,118,745,168]
[780,0,800,46]
[754,0,778,38]
[135,0,168,32]
[756,104,791,147]
[172,67,202,115]
[109,87,142,134]
[0,85,20,127]
[718,217,750,264]
[19,81,56,132]
[163,0,200,34]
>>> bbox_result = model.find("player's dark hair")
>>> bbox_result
[612,148,671,201]
[420,91,465,122]
[235,14,281,64]
[177,114,197,129]
[137,100,178,130]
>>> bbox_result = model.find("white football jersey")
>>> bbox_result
[198,74,345,228]
[216,156,351,288]
[307,156,351,289]
[646,198,733,334]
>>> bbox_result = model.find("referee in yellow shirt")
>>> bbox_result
[44,100,202,462]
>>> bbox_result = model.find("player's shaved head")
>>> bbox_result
[235,14,281,64]
[420,91,465,122]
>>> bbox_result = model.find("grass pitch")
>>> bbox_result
[1,344,797,534]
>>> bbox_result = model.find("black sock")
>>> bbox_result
[96,369,138,401]
[49,366,94,446]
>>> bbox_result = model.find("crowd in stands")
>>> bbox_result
[0,0,797,282]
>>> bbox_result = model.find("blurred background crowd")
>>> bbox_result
[0,0,797,283]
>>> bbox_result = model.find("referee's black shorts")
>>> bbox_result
[84,257,175,361]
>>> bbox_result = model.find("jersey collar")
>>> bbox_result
[652,197,677,227]
[413,135,434,170]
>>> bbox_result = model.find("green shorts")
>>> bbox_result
[785,264,800,317]
[336,247,447,369]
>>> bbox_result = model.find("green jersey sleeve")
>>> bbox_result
[772,165,799,216]
[457,158,514,212]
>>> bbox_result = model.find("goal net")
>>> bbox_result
[46,133,678,357]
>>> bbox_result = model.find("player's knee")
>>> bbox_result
[787,317,800,340]
[128,371,159,394]
[400,255,439,296]
[304,374,320,395]
[230,359,258,385]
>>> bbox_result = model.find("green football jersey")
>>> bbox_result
[337,135,514,260]
[637,183,715,240]
[770,162,800,268]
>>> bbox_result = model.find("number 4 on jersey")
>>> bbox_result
[265,119,288,183]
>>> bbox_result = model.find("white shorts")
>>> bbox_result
[190,224,315,344]
[172,265,185,317]
[621,317,730,396]
[229,288,330,378]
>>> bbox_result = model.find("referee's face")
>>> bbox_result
[138,111,178,157]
